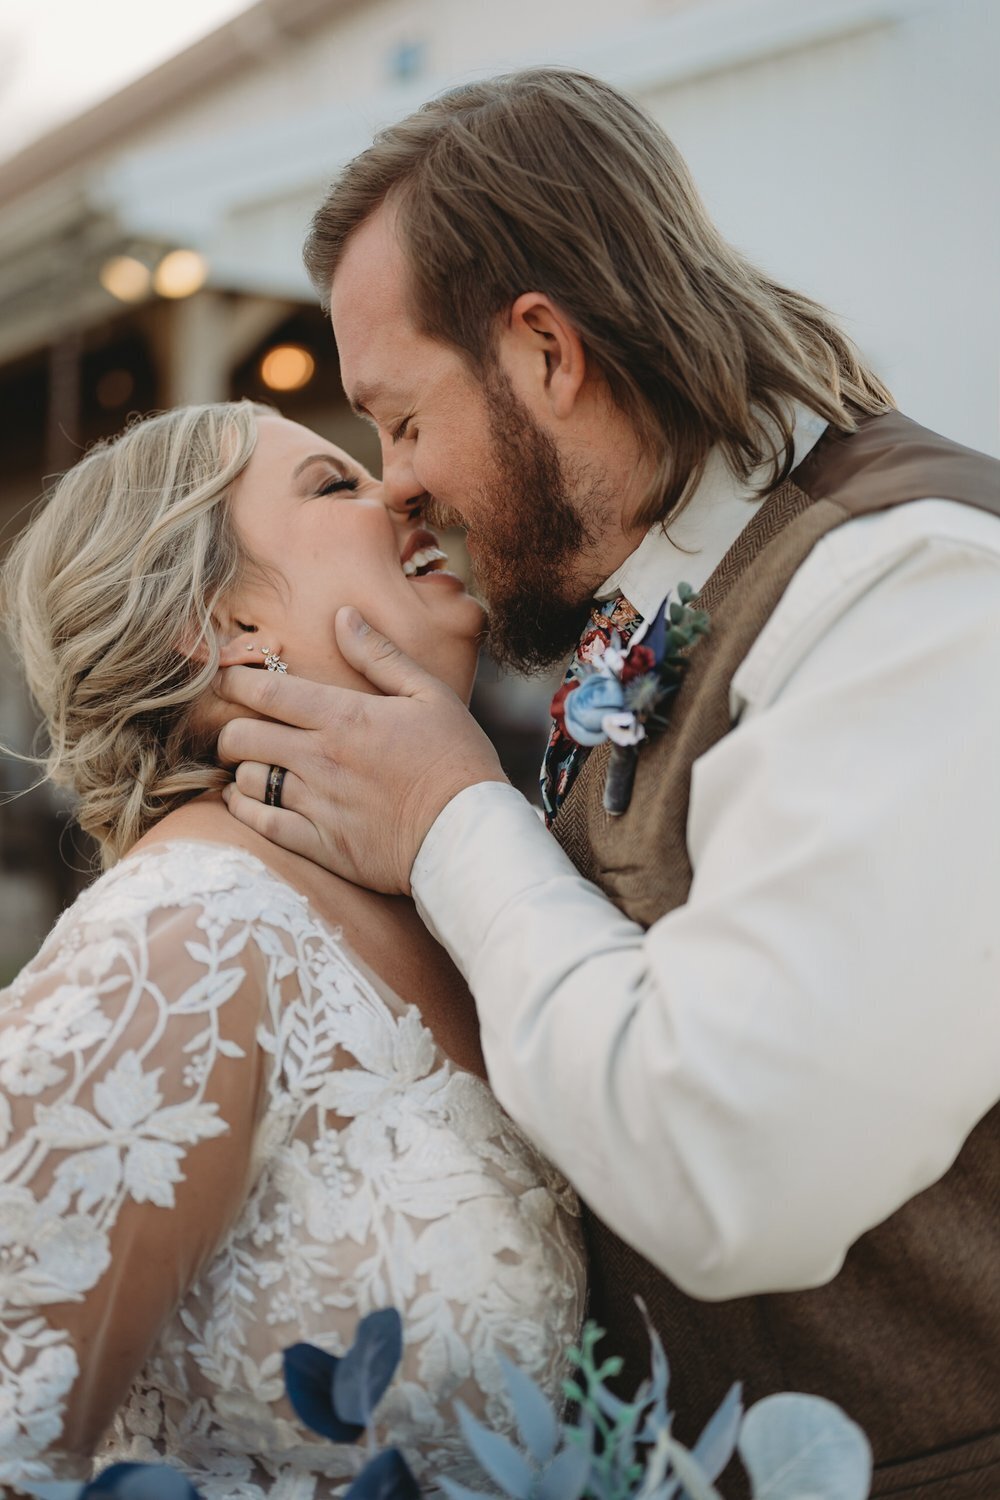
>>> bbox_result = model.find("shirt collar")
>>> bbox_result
[596,404,829,619]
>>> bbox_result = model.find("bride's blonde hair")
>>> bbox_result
[4,400,265,867]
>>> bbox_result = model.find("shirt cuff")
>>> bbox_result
[411,782,576,962]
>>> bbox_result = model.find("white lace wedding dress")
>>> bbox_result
[0,842,586,1496]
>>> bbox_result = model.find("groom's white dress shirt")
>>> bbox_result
[412,410,1000,1301]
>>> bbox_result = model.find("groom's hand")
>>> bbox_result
[216,606,508,894]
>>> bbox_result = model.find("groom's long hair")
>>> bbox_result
[305,68,892,527]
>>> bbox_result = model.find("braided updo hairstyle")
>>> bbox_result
[3,400,266,866]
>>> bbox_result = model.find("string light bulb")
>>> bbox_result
[153,249,209,299]
[99,255,151,303]
[260,345,316,392]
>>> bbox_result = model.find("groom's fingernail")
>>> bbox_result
[341,606,369,636]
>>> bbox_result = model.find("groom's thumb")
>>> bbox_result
[335,607,433,699]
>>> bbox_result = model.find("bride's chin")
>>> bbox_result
[429,640,481,705]
[461,596,489,642]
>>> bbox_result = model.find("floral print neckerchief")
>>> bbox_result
[540,593,642,825]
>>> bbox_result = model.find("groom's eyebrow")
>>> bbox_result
[349,381,382,419]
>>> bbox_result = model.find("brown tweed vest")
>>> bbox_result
[552,411,1000,1498]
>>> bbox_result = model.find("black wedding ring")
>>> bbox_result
[264,764,287,809]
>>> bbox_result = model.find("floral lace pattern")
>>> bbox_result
[0,843,585,1495]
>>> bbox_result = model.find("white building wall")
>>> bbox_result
[641,0,999,452]
[82,0,995,454]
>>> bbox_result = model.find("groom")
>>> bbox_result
[218,70,1000,1495]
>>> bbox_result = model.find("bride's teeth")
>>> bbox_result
[402,546,447,576]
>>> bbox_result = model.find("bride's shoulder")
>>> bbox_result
[111,798,314,918]
[23,805,320,983]
[134,796,419,971]
[81,836,294,921]
[129,796,342,912]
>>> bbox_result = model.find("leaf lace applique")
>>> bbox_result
[0,843,585,1495]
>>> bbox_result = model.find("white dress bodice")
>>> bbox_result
[0,842,585,1496]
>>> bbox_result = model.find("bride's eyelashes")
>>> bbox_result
[318,475,360,497]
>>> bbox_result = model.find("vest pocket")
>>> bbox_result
[872,1427,1000,1496]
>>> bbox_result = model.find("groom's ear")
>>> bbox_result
[500,293,587,421]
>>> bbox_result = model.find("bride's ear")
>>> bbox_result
[180,625,267,668]
[218,633,268,667]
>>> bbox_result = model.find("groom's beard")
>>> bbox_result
[431,374,609,674]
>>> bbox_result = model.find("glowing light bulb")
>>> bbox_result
[260,345,317,392]
[153,249,209,299]
[99,255,151,303]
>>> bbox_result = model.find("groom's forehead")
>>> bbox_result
[334,300,424,417]
[330,209,418,384]
[330,207,409,330]
[332,209,468,412]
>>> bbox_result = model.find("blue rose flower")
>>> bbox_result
[563,673,626,745]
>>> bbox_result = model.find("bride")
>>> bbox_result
[0,401,585,1496]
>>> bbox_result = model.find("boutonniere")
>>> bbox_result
[550,583,710,816]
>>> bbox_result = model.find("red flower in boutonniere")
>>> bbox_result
[619,644,656,684]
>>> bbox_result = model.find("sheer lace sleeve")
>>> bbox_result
[2,843,585,1497]
[0,861,268,1485]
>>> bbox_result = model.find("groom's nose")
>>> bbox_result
[381,437,429,519]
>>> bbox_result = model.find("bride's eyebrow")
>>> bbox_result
[292,453,352,482]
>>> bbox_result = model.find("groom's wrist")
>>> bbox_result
[411,781,529,943]
[411,781,575,969]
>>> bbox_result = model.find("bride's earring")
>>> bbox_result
[261,647,288,674]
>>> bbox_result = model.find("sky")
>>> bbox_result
[0,0,254,162]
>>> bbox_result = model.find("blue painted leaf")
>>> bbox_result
[283,1341,364,1442]
[536,1442,592,1500]
[738,1393,871,1500]
[116,1472,203,1500]
[17,1485,86,1500]
[660,1437,724,1500]
[639,1296,670,1404]
[343,1447,420,1499]
[83,1466,146,1496]
[83,1466,203,1500]
[632,1426,679,1500]
[638,1394,672,1446]
[498,1353,559,1464]
[455,1399,534,1498]
[635,1296,671,1443]
[438,1483,497,1500]
[622,1403,647,1460]
[589,1378,637,1423]
[690,1382,743,1483]
[334,1308,404,1427]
